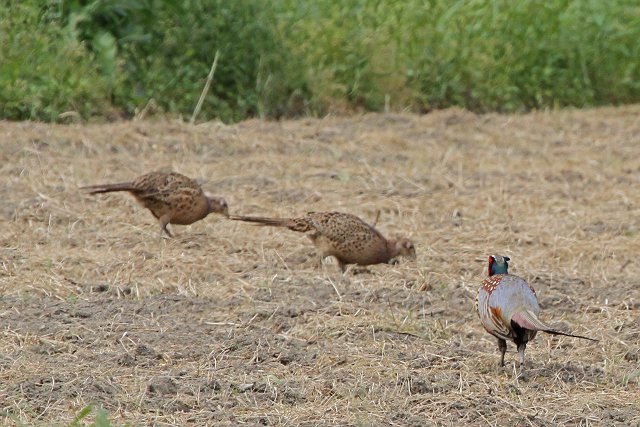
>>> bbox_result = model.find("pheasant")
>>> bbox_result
[476,255,596,370]
[81,171,229,237]
[230,211,416,272]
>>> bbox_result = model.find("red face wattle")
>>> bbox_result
[487,255,494,276]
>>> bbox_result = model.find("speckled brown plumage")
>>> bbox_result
[230,211,415,271]
[81,171,229,237]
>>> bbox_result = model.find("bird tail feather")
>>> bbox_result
[511,310,597,341]
[229,215,294,228]
[80,182,135,194]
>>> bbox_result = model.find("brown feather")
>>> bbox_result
[229,215,297,229]
[80,182,136,194]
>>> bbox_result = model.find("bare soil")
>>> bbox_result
[1,107,639,426]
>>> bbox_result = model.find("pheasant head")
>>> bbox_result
[207,196,229,217]
[389,237,416,260]
[488,254,510,276]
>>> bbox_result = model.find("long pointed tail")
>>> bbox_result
[229,215,294,228]
[80,182,135,195]
[512,310,598,341]
[544,329,597,341]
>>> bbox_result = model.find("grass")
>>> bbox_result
[3,405,115,426]
[3,0,640,121]
[0,1,112,121]
[0,107,639,424]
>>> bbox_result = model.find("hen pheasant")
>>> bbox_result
[230,211,415,272]
[81,171,229,237]
[476,255,596,370]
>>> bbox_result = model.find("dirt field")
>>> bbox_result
[1,107,639,426]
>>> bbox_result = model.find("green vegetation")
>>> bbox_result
[3,0,640,122]
[68,405,114,427]
[3,405,115,427]
[0,2,112,121]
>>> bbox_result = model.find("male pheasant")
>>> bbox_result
[81,171,229,237]
[230,211,415,272]
[476,255,596,370]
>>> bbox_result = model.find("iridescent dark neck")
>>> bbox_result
[488,256,509,276]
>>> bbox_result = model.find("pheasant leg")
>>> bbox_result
[517,342,527,371]
[497,338,507,367]
[159,216,172,238]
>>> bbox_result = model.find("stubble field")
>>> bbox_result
[1,107,639,426]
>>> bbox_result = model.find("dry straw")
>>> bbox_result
[0,107,639,424]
